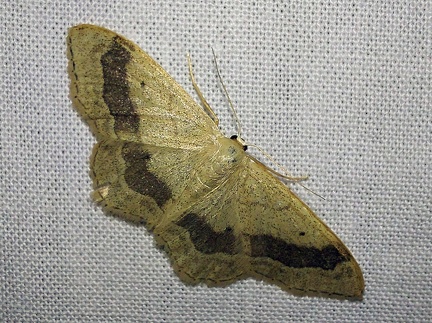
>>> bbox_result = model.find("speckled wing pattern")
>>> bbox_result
[67,24,364,299]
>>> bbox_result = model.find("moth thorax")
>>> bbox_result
[212,137,246,174]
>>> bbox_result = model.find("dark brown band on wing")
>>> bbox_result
[250,235,348,270]
[121,142,172,207]
[101,36,140,133]
[176,213,240,255]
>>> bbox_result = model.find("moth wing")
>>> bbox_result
[67,24,220,149]
[157,158,364,299]
[238,160,364,298]
[90,139,218,229]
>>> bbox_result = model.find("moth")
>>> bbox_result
[67,24,364,299]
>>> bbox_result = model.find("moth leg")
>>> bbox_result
[248,154,309,182]
[187,54,219,126]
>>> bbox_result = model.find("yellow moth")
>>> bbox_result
[67,24,364,299]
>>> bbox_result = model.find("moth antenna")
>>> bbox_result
[211,48,242,138]
[211,50,323,200]
[187,53,219,125]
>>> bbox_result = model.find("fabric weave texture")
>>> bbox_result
[2,1,431,322]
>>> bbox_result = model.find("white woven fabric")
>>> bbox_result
[2,1,431,322]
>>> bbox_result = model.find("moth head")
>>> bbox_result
[230,135,247,151]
